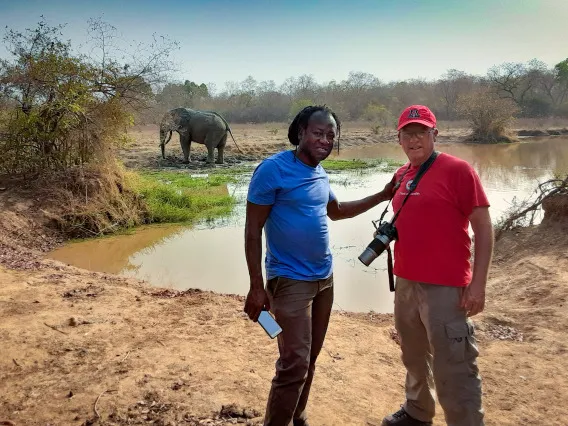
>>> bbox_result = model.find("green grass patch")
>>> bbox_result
[322,158,404,172]
[321,159,371,170]
[127,170,237,224]
[137,170,236,188]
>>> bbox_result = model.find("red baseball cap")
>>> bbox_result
[397,105,437,130]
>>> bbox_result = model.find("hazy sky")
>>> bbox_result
[1,0,566,92]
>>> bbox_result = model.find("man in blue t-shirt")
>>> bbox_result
[245,105,395,426]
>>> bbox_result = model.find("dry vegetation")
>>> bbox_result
[496,175,568,239]
[39,164,148,238]
[0,19,179,237]
[457,88,520,143]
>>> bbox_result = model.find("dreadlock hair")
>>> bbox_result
[287,105,342,154]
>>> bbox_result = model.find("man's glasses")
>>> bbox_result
[399,129,434,141]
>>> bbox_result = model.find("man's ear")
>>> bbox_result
[433,128,439,141]
[397,131,402,145]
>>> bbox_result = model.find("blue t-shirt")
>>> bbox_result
[247,150,336,281]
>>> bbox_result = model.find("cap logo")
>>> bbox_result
[408,108,420,118]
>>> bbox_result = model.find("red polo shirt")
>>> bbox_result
[391,152,490,287]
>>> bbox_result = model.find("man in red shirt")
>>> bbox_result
[380,105,494,426]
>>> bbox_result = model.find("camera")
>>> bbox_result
[358,221,398,266]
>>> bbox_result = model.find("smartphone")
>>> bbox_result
[258,310,282,339]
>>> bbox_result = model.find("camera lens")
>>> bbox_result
[358,247,379,266]
[358,234,390,266]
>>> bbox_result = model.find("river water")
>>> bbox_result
[47,137,568,313]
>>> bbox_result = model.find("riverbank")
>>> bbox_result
[1,220,567,425]
[118,121,568,170]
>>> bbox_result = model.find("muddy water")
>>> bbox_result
[47,137,568,313]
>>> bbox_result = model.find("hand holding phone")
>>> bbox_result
[244,286,270,322]
[258,310,282,339]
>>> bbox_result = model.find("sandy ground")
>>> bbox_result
[1,122,568,425]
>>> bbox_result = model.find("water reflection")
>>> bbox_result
[332,137,568,188]
[47,137,568,313]
[47,225,186,274]
[331,137,568,220]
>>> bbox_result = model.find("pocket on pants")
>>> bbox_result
[444,319,478,364]
[266,277,279,297]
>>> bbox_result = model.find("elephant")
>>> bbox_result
[159,108,242,164]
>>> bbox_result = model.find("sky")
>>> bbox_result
[0,0,566,92]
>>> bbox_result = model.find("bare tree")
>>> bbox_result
[487,60,545,112]
[85,17,179,110]
[437,69,474,120]
[340,71,381,118]
[553,58,568,107]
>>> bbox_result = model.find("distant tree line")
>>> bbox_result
[148,58,568,125]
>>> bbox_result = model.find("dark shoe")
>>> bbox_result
[381,407,432,426]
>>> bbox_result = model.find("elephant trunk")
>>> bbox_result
[161,142,165,159]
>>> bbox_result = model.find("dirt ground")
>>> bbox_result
[117,122,475,170]
[1,122,568,426]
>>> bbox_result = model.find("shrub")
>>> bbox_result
[363,103,394,127]
[456,88,520,143]
[0,18,177,177]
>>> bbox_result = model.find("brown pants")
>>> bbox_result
[394,277,484,426]
[263,275,334,426]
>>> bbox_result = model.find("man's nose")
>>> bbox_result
[408,132,420,141]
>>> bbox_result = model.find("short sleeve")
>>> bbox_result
[247,159,281,205]
[329,186,336,202]
[456,163,490,217]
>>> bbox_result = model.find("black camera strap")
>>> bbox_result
[387,246,395,292]
[391,150,439,224]
[383,150,440,292]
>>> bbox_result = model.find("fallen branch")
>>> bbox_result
[94,389,116,419]
[495,175,568,240]
[119,350,131,363]
[94,389,107,418]
[43,322,68,335]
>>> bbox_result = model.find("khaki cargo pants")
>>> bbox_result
[394,277,484,426]
[263,275,334,426]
